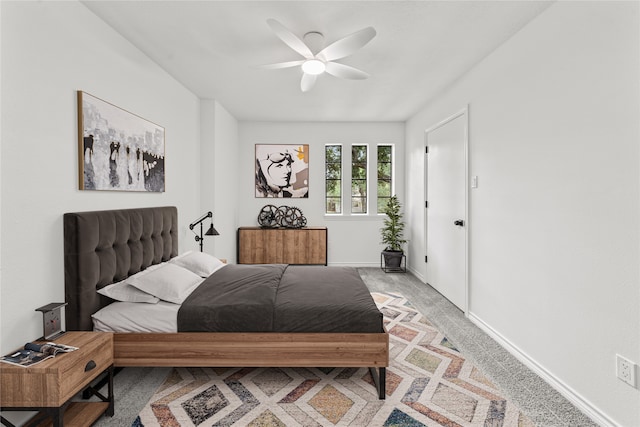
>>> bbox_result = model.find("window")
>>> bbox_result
[351,145,368,213]
[325,143,394,216]
[377,145,393,213]
[325,145,342,214]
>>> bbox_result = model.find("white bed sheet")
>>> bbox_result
[92,301,179,333]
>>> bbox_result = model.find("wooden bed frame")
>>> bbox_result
[63,206,389,399]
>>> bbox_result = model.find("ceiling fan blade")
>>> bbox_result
[325,62,370,80]
[300,73,317,92]
[317,27,376,62]
[257,60,305,70]
[267,19,314,59]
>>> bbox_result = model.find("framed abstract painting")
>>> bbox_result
[255,144,309,198]
[77,91,165,192]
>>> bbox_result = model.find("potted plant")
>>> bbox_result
[380,195,407,271]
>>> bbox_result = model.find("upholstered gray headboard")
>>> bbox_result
[63,206,178,331]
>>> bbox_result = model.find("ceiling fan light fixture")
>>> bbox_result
[261,20,376,91]
[301,59,326,75]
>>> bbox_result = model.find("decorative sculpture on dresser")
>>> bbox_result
[257,205,307,228]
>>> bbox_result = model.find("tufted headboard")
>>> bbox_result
[63,206,178,331]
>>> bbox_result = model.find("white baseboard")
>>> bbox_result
[407,265,425,282]
[468,313,618,427]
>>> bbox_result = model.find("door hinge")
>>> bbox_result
[425,256,428,263]
[425,201,428,208]
[425,146,429,154]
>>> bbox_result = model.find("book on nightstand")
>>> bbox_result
[1,341,78,367]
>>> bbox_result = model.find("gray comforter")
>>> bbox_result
[177,264,383,333]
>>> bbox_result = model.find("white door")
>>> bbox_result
[425,108,468,311]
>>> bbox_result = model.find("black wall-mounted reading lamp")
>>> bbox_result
[189,211,219,252]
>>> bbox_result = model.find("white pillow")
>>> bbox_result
[97,264,164,303]
[169,251,226,277]
[128,263,204,304]
[98,281,160,304]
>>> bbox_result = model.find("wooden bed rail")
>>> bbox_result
[113,331,389,399]
[113,332,388,367]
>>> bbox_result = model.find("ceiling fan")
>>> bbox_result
[260,19,376,92]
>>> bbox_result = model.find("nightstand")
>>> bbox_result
[0,332,114,427]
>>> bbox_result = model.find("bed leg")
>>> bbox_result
[379,367,386,400]
[368,367,386,400]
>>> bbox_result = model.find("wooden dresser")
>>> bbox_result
[0,331,114,427]
[237,227,327,265]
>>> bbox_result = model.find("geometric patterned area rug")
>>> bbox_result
[133,292,535,427]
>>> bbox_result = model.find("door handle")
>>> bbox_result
[454,219,465,227]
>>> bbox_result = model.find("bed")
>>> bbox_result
[63,206,389,399]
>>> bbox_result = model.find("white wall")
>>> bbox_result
[0,0,201,359]
[406,2,639,426]
[199,99,238,262]
[213,101,239,262]
[200,99,217,248]
[238,122,404,265]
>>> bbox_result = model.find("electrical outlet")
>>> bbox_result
[616,354,636,387]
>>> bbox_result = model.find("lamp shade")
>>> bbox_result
[205,224,219,236]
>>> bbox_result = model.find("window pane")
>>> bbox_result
[352,180,367,195]
[377,146,391,163]
[377,145,393,213]
[352,145,367,162]
[326,179,341,197]
[325,145,342,214]
[326,145,341,162]
[351,145,367,214]
[351,197,367,213]
[377,180,391,197]
[352,165,366,179]
[377,162,391,180]
[377,197,390,213]
[326,198,341,214]
[326,163,341,179]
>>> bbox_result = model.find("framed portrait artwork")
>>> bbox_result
[77,91,165,192]
[255,144,309,198]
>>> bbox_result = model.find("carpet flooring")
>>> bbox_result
[130,292,533,426]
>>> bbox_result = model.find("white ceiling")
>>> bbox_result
[82,1,552,122]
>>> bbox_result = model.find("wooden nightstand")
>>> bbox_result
[0,332,114,427]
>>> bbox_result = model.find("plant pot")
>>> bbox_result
[382,250,404,269]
